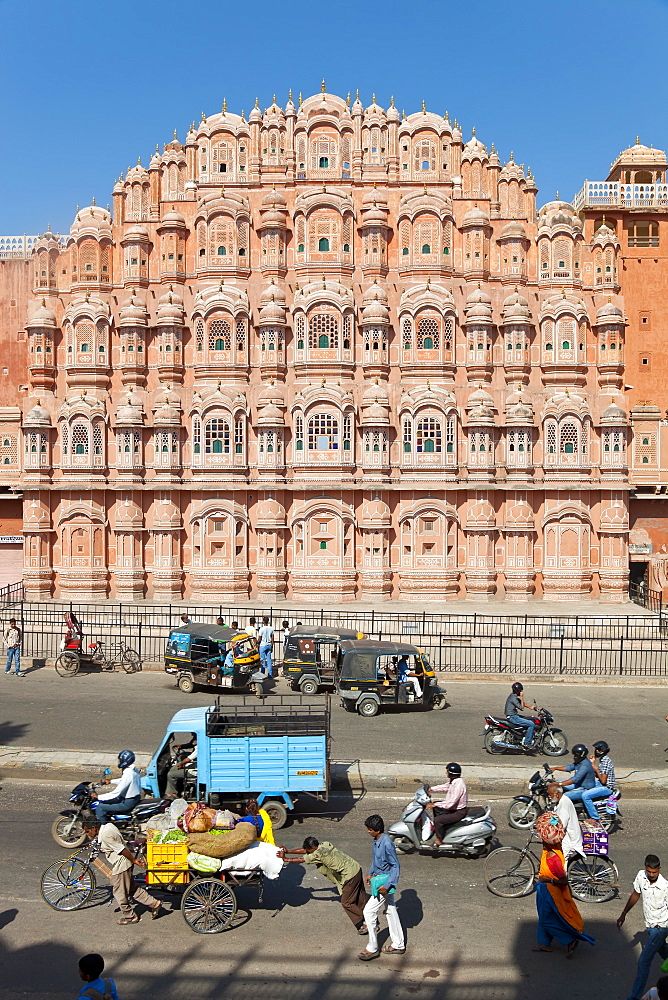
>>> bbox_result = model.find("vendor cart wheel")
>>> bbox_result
[262,799,288,829]
[178,673,195,694]
[299,677,318,696]
[429,692,447,711]
[55,652,80,677]
[121,648,141,673]
[40,857,96,910]
[51,815,87,849]
[181,878,237,933]
[357,697,379,718]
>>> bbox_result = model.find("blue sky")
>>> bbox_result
[2,0,667,235]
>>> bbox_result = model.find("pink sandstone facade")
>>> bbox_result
[14,88,634,602]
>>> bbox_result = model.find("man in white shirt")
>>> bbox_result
[82,814,162,924]
[258,616,274,678]
[547,782,584,859]
[618,854,668,1000]
[93,750,142,824]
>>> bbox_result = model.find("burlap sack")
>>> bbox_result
[186,822,256,859]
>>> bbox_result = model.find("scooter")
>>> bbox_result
[51,771,170,848]
[388,784,496,857]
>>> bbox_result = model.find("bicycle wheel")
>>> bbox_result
[484,847,537,898]
[121,648,141,673]
[40,857,96,910]
[55,652,80,677]
[181,878,237,933]
[568,854,619,904]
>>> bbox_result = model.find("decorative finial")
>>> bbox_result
[155,143,159,153]
[321,376,326,387]
[372,93,376,104]
[288,89,292,100]
[46,222,51,232]
[174,128,178,140]
[241,109,245,121]
[298,92,303,106]
[137,156,141,166]
[217,380,222,391]
[322,275,327,287]
[201,111,206,122]
[444,109,450,122]
[356,89,360,100]
[41,298,46,307]
[190,121,195,132]
[85,291,90,302]
[422,99,426,113]
[254,97,259,109]
[346,92,351,107]
[219,280,224,291]
[402,109,406,120]
[555,190,559,200]
[321,78,326,92]
[322,182,327,192]
[491,142,496,153]
[91,196,96,206]
[390,95,395,108]
[472,126,476,137]
[272,94,276,104]
[636,135,640,145]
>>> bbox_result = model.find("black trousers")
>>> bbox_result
[433,806,468,840]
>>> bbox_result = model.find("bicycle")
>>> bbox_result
[55,639,142,677]
[484,830,619,903]
[40,843,104,910]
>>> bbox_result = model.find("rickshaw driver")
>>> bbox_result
[165,735,198,798]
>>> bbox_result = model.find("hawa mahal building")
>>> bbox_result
[1,86,667,603]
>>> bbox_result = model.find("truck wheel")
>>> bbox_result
[178,673,195,694]
[263,800,288,829]
[357,697,379,718]
[299,677,318,696]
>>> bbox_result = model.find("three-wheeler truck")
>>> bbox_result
[142,694,330,829]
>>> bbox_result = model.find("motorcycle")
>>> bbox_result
[483,707,567,756]
[51,774,170,848]
[388,784,496,857]
[507,763,621,833]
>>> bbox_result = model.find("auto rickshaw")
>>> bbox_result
[165,622,264,695]
[282,625,365,694]
[334,639,447,717]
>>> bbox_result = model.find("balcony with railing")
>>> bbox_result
[573,181,668,212]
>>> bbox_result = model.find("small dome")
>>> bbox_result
[27,299,57,329]
[600,402,627,423]
[464,284,493,324]
[258,380,285,405]
[70,205,113,238]
[362,186,389,207]
[153,392,181,425]
[505,397,534,423]
[115,392,144,425]
[502,287,532,324]
[462,135,487,160]
[121,224,151,243]
[538,201,581,231]
[259,279,286,306]
[595,300,624,324]
[612,139,667,168]
[159,209,186,228]
[255,498,287,527]
[156,286,184,325]
[258,297,286,325]
[261,187,287,208]
[24,401,51,426]
[362,379,390,403]
[152,499,182,528]
[462,205,490,226]
[359,498,391,527]
[361,296,390,324]
[467,385,494,407]
[114,499,144,528]
[248,101,263,124]
[361,400,390,425]
[119,291,149,326]
[499,220,527,239]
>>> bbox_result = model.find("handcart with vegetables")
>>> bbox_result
[40,808,278,934]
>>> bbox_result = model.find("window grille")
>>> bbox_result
[560,422,578,455]
[294,413,304,451]
[205,418,230,454]
[309,313,339,350]
[417,317,439,350]
[402,418,412,453]
[209,319,231,352]
[416,417,442,453]
[308,413,339,451]
[72,423,89,456]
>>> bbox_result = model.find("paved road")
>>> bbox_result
[2,666,666,770]
[0,777,665,1000]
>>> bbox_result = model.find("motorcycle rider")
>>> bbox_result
[547,782,584,859]
[551,744,597,806]
[581,740,616,820]
[427,763,468,848]
[504,681,537,748]
[92,750,142,823]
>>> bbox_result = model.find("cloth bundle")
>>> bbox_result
[186,822,256,859]
[187,842,283,880]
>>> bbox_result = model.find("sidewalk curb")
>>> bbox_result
[3,746,668,798]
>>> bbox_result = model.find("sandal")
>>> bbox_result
[357,924,368,935]
[382,946,406,954]
[531,946,552,953]
[117,915,139,924]
[358,950,380,961]
[566,941,579,960]
[150,903,164,920]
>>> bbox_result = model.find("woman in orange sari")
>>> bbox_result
[532,811,595,958]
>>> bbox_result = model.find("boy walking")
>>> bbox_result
[359,814,405,960]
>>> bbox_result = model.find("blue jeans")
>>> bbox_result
[508,714,534,746]
[626,925,668,1000]
[94,794,141,825]
[259,644,273,678]
[580,781,611,820]
[5,647,20,674]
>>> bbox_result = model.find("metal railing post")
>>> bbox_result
[498,634,503,672]
[559,634,564,674]
[619,636,624,676]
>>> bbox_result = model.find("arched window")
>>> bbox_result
[421,244,431,255]
[294,413,304,451]
[72,423,89,455]
[308,413,339,451]
[318,237,330,252]
[417,417,442,453]
[205,418,230,454]
[402,319,412,351]
[217,246,226,256]
[403,418,412,453]
[319,157,329,169]
[309,313,339,350]
[560,422,578,455]
[208,319,231,352]
[296,316,305,351]
[417,317,440,350]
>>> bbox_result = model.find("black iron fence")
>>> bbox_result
[629,580,664,616]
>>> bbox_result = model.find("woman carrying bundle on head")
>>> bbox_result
[532,811,595,959]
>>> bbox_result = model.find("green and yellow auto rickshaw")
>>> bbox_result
[334,639,447,717]
[282,625,365,695]
[165,622,264,696]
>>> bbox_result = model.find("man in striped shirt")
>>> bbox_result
[581,740,616,820]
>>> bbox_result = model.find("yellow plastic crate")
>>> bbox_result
[146,841,189,885]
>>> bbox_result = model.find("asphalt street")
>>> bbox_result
[1,666,666,771]
[0,778,666,1000]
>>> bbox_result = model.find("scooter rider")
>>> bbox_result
[550,744,597,806]
[504,682,537,748]
[92,750,142,823]
[427,763,468,848]
[581,740,616,820]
